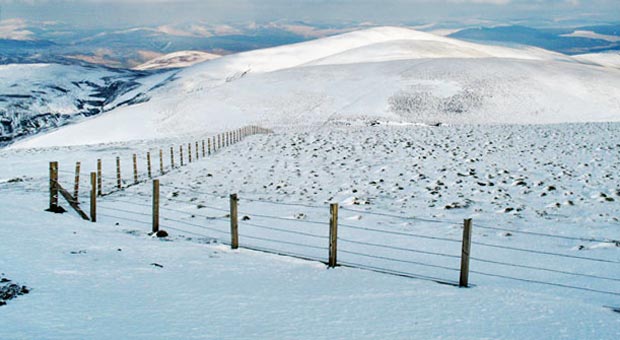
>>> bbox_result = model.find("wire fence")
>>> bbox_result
[86,180,620,297]
[34,125,620,299]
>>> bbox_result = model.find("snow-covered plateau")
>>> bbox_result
[1,26,619,339]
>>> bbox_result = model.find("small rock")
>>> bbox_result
[154,230,168,238]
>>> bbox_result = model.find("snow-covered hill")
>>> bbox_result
[0,63,176,146]
[9,26,620,148]
[134,51,220,70]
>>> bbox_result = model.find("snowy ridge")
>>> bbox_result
[9,26,620,148]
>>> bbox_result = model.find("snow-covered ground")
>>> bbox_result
[1,122,619,339]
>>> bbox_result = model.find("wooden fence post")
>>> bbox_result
[90,172,97,222]
[152,179,160,234]
[218,134,221,149]
[97,159,102,196]
[132,154,138,184]
[159,149,164,175]
[460,218,473,288]
[195,141,199,160]
[73,161,81,201]
[329,203,339,268]
[147,152,152,178]
[170,146,175,169]
[116,157,122,189]
[49,161,59,211]
[208,138,212,155]
[230,193,239,249]
[202,140,206,158]
[180,145,184,166]
[188,143,192,163]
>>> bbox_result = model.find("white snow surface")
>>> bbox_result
[1,123,619,338]
[12,26,620,149]
[573,52,620,69]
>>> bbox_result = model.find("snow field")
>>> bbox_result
[1,122,620,338]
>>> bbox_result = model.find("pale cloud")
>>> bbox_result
[0,18,35,40]
[0,0,617,28]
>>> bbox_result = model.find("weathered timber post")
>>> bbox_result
[188,143,192,163]
[460,218,473,288]
[329,203,339,268]
[116,157,122,189]
[230,193,239,249]
[195,141,199,160]
[49,161,59,211]
[97,159,102,196]
[152,179,160,234]
[73,161,81,201]
[208,138,211,155]
[132,154,138,184]
[180,145,184,166]
[90,172,97,222]
[159,149,164,175]
[202,140,206,158]
[147,152,152,178]
[170,146,175,169]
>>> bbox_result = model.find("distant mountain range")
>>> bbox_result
[0,20,357,68]
[449,25,620,54]
[1,20,618,68]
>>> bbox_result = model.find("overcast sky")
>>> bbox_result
[1,0,618,28]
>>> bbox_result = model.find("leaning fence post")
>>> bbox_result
[147,152,152,178]
[460,218,473,287]
[90,172,97,222]
[49,161,59,211]
[152,179,160,234]
[97,159,102,196]
[73,161,81,201]
[329,203,339,268]
[230,193,239,249]
[116,157,122,189]
[132,154,138,184]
